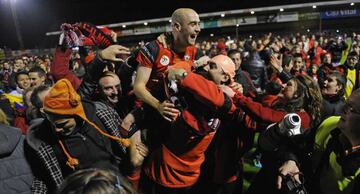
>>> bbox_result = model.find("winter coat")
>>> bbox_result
[25,100,127,193]
[0,124,33,194]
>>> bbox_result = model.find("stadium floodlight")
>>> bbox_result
[312,5,317,8]
[250,11,255,14]
[221,13,225,17]
[351,3,355,6]
[336,29,340,33]
[144,22,148,26]
[307,29,310,32]
[280,8,284,12]
[122,25,126,28]
[236,24,240,27]
[210,33,214,37]
[169,19,172,23]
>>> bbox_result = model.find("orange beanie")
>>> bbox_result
[44,79,130,170]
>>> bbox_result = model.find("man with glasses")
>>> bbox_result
[276,88,360,194]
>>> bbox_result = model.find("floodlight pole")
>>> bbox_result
[319,16,322,35]
[10,0,24,49]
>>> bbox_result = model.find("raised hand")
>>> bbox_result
[100,45,130,62]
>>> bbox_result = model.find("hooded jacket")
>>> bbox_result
[0,124,33,194]
[25,100,127,193]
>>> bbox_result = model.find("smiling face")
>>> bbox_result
[29,72,45,87]
[99,75,121,105]
[172,8,201,51]
[229,52,242,70]
[16,73,30,89]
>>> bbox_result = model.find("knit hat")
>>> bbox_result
[44,79,130,170]
[211,55,236,82]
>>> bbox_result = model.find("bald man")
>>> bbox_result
[133,8,206,122]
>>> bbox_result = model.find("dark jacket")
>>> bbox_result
[25,100,127,193]
[242,52,268,93]
[234,69,257,97]
[322,95,346,120]
[0,124,33,194]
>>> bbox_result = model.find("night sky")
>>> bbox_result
[0,0,332,49]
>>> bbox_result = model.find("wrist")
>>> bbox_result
[176,71,188,82]
[98,50,105,61]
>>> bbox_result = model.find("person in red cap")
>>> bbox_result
[25,79,130,193]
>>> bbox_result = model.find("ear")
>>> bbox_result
[173,22,181,31]
[221,74,230,83]
[336,84,343,92]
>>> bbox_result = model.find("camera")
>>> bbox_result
[258,113,302,152]
[282,174,308,194]
[277,113,302,137]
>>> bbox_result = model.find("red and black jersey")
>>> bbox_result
[135,33,203,101]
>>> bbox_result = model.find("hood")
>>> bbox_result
[0,124,22,155]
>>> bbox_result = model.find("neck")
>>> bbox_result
[172,33,186,53]
[173,43,186,53]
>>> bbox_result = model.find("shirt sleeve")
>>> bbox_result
[135,41,159,69]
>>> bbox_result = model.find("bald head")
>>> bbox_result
[171,8,198,26]
[170,8,200,51]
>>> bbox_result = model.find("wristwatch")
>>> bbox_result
[176,71,188,81]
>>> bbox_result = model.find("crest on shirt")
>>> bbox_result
[160,55,170,66]
[184,55,190,61]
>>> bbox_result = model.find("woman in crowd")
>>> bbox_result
[221,64,323,194]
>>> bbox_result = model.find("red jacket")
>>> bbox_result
[232,93,312,130]
[310,46,327,66]
[50,48,82,90]
[144,72,236,188]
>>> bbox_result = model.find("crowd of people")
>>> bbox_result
[1,7,360,194]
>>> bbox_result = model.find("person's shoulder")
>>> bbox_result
[26,118,52,150]
[93,100,111,111]
[138,40,161,62]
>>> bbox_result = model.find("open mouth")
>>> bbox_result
[190,35,197,39]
